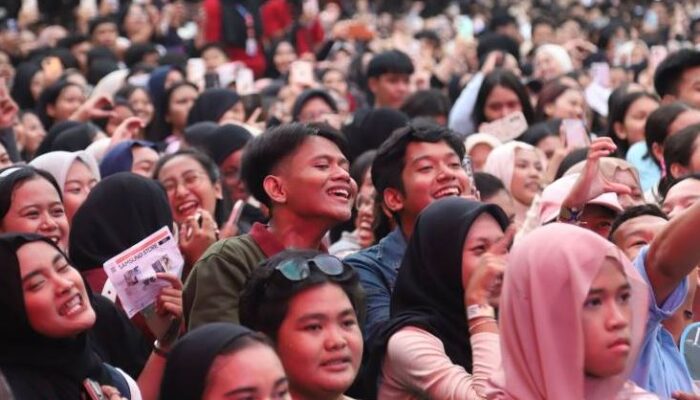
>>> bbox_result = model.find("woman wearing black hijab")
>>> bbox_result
[35,119,82,156]
[0,233,140,399]
[186,88,244,126]
[363,197,511,399]
[160,322,290,400]
[50,122,100,152]
[10,62,43,110]
[70,172,174,295]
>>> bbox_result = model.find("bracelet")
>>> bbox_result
[153,340,169,357]
[468,317,497,333]
[466,303,495,321]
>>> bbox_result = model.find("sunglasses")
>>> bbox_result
[275,254,345,281]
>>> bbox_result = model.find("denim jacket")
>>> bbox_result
[344,228,407,346]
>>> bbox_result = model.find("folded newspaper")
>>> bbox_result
[103,226,184,318]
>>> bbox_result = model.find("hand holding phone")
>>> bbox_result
[289,61,315,88]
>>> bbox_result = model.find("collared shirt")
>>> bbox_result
[184,222,325,329]
[630,245,694,397]
[344,228,407,345]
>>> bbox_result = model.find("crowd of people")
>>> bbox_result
[5,0,700,399]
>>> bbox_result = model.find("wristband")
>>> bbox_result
[153,340,169,357]
[468,317,497,333]
[466,303,495,321]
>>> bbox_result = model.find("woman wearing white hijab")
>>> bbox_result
[534,44,574,81]
[30,150,101,223]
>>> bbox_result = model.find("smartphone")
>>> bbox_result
[289,61,315,87]
[461,156,480,200]
[204,72,220,89]
[229,200,245,227]
[590,62,610,87]
[186,58,206,90]
[185,211,203,240]
[83,379,106,400]
[480,112,528,142]
[562,119,589,148]
[235,67,255,95]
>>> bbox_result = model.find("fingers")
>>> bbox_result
[246,107,262,125]
[488,225,516,255]
[156,273,183,289]
[672,391,700,400]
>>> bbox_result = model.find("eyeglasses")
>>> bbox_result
[161,171,208,195]
[275,254,345,281]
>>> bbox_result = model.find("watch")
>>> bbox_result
[466,304,495,321]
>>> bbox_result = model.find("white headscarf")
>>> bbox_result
[30,151,101,192]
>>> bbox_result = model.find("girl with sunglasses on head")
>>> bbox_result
[240,250,365,400]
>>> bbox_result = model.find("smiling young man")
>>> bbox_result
[183,123,357,329]
[344,124,471,345]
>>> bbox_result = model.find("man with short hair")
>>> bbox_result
[366,50,414,109]
[609,203,700,397]
[345,123,472,344]
[183,123,357,328]
[654,49,700,108]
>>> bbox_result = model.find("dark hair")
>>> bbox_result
[654,49,700,98]
[200,42,229,58]
[399,89,451,121]
[534,80,578,122]
[115,84,152,104]
[241,123,349,208]
[35,80,84,129]
[518,119,562,148]
[371,124,465,208]
[56,34,89,50]
[123,43,159,69]
[154,148,220,183]
[660,172,700,201]
[531,16,555,35]
[0,166,63,222]
[217,331,273,357]
[476,33,520,63]
[366,50,414,79]
[606,91,659,156]
[645,102,695,168]
[153,81,199,139]
[663,123,700,179]
[597,22,626,52]
[350,150,376,188]
[239,249,365,342]
[414,30,441,48]
[608,204,668,241]
[291,89,339,121]
[88,16,118,36]
[489,10,517,31]
[473,69,534,127]
[555,147,589,180]
[474,172,507,199]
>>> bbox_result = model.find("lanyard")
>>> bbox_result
[234,4,256,36]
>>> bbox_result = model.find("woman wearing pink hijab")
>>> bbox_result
[487,223,657,399]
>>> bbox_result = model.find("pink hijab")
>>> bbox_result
[487,223,649,399]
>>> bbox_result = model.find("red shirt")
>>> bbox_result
[260,0,324,55]
[202,0,267,77]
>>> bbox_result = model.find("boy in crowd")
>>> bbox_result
[183,123,357,328]
[345,124,472,345]
[366,49,414,110]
